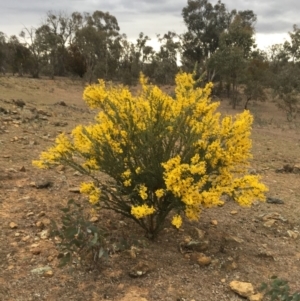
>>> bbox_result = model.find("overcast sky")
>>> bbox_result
[0,0,299,50]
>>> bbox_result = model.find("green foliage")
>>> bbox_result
[260,277,300,301]
[51,199,108,268]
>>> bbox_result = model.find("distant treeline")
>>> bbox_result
[0,0,299,115]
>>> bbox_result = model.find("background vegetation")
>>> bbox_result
[0,0,299,116]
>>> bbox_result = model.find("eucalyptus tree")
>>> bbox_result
[152,31,180,84]
[208,13,256,108]
[72,10,121,82]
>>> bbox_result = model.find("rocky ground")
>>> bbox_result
[0,75,300,301]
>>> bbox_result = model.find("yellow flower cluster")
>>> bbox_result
[171,215,182,229]
[131,204,155,219]
[32,133,73,168]
[80,182,101,205]
[138,184,148,200]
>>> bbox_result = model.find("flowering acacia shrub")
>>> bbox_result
[33,72,268,238]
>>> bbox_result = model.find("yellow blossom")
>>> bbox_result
[131,204,155,219]
[139,184,148,200]
[171,215,182,229]
[80,182,101,205]
[155,189,165,198]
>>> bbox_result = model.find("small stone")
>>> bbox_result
[56,165,65,172]
[35,179,52,189]
[44,270,54,277]
[266,197,284,204]
[287,230,299,239]
[31,266,52,275]
[180,239,210,252]
[129,260,153,277]
[89,216,99,223]
[39,230,50,239]
[211,220,218,226]
[230,210,238,215]
[7,265,14,270]
[229,281,254,298]
[36,221,44,229]
[197,253,212,266]
[38,211,46,217]
[230,261,238,270]
[15,232,20,237]
[26,212,34,217]
[41,218,51,226]
[224,235,244,244]
[9,222,18,229]
[263,219,276,227]
[19,166,26,172]
[47,256,54,262]
[221,278,226,283]
[192,227,206,240]
[29,140,37,146]
[31,248,42,255]
[68,187,80,193]
[249,293,264,301]
[57,100,67,106]
[22,235,30,242]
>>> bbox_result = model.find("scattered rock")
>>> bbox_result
[287,230,299,239]
[129,260,153,277]
[31,266,52,275]
[68,187,81,193]
[12,99,26,108]
[192,227,206,240]
[39,229,50,240]
[249,293,264,301]
[57,101,67,106]
[37,109,51,116]
[47,255,54,262]
[89,216,99,223]
[248,168,257,175]
[126,246,141,259]
[263,219,276,227]
[44,270,54,277]
[266,197,284,204]
[38,211,46,217]
[34,179,53,189]
[36,221,44,229]
[19,166,26,172]
[9,222,18,229]
[261,212,287,222]
[224,234,244,244]
[276,164,300,174]
[51,121,68,127]
[257,249,275,260]
[0,106,8,114]
[31,248,42,255]
[179,239,210,253]
[56,165,65,172]
[22,235,31,242]
[211,220,218,226]
[190,253,211,266]
[229,281,254,298]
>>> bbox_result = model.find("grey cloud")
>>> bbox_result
[0,0,299,44]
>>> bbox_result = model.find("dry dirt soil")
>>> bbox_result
[0,75,300,301]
